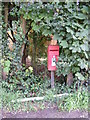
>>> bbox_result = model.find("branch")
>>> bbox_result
[7,32,15,43]
[9,20,16,43]
[25,22,32,40]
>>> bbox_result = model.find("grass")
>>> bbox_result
[57,87,88,112]
[1,77,88,112]
[0,88,53,112]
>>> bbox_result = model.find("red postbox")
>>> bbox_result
[47,45,59,71]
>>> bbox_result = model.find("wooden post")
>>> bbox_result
[51,71,54,88]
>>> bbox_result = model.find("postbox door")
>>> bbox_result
[48,54,58,71]
[48,47,59,71]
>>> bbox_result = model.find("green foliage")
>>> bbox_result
[2,19,27,75]
[1,2,89,112]
[54,3,89,84]
[1,88,45,112]
[5,2,89,85]
[2,67,43,96]
[4,60,11,73]
[75,72,85,81]
[44,89,55,102]
[9,2,89,84]
[58,87,88,111]
[1,88,21,111]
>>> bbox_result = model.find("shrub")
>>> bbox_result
[2,67,43,97]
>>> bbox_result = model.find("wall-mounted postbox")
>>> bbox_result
[47,45,59,71]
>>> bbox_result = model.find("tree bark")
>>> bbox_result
[20,16,27,64]
[67,72,73,87]
[32,32,37,75]
[4,3,8,26]
[21,16,26,34]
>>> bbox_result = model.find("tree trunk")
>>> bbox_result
[20,16,27,65]
[4,3,8,26]
[32,32,37,75]
[67,72,73,87]
[21,16,26,34]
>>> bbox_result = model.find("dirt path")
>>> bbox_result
[1,108,89,119]
[0,110,2,120]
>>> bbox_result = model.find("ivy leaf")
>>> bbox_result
[72,34,77,40]
[84,51,88,59]
[80,44,89,51]
[72,48,77,53]
[81,6,88,13]
[31,22,40,32]
[23,14,29,19]
[78,59,88,70]
[61,69,67,76]
[53,33,60,40]
[74,13,86,20]
[77,29,88,40]
[66,27,74,35]
[72,67,80,73]
[69,47,77,53]
[72,41,79,47]
[4,60,11,67]
[33,25,40,32]
[75,72,85,81]
[3,67,10,73]
[39,13,45,19]
[72,22,83,29]
[42,29,51,36]
[59,31,65,37]
[60,41,68,48]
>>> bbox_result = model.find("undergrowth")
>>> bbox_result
[1,84,88,112]
[57,87,88,111]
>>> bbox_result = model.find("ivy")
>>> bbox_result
[3,2,89,84]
